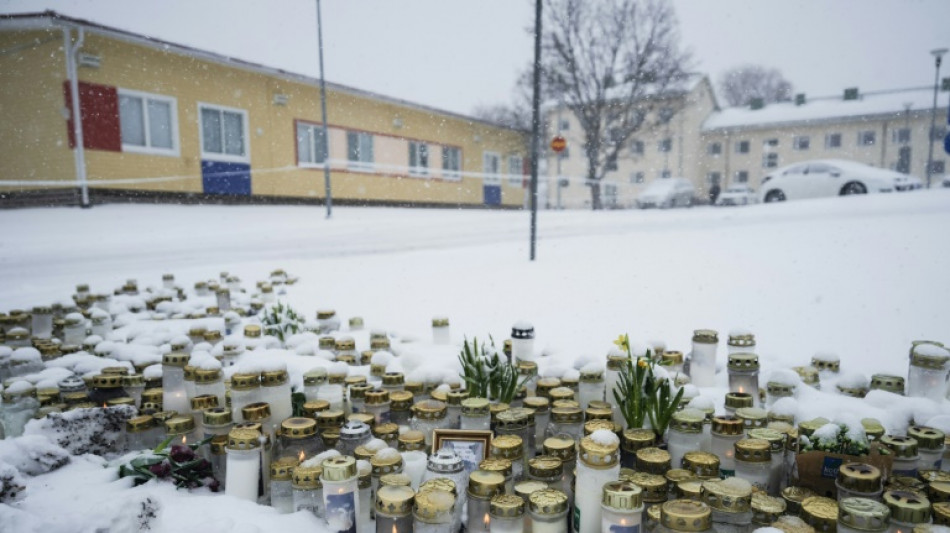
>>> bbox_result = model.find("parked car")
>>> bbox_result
[759,159,923,203]
[715,185,757,206]
[636,177,695,208]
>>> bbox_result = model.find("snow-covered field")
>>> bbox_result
[1,190,949,532]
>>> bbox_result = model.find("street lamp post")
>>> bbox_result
[316,0,333,218]
[926,47,947,189]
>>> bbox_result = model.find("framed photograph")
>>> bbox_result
[432,429,493,473]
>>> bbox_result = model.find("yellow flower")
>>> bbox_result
[613,334,629,352]
[637,358,649,369]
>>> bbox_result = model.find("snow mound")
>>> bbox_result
[589,429,619,447]
[364,439,388,453]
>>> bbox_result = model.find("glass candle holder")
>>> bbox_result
[837,497,890,533]
[293,465,324,517]
[662,351,685,377]
[365,390,392,425]
[121,373,145,408]
[703,478,753,533]
[277,417,321,464]
[574,434,620,533]
[727,353,760,401]
[242,401,273,442]
[401,450,428,490]
[376,484,415,533]
[880,436,920,478]
[230,372,261,424]
[270,457,298,513]
[31,305,54,339]
[260,369,293,431]
[748,428,786,496]
[162,352,191,415]
[689,330,719,388]
[492,435,526,482]
[410,400,448,446]
[468,469,507,533]
[907,344,950,401]
[320,374,347,412]
[432,317,451,344]
[226,427,263,503]
[545,407,583,443]
[836,463,883,503]
[711,416,745,478]
[907,426,945,471]
[727,331,756,355]
[601,481,644,533]
[203,407,234,441]
[189,394,219,437]
[303,368,327,402]
[490,494,525,533]
[734,439,772,494]
[125,415,156,452]
[381,372,405,394]
[413,489,456,533]
[765,382,796,409]
[389,391,414,427]
[323,456,360,533]
[528,489,569,533]
[462,397,492,431]
[511,322,535,363]
[578,369,605,410]
[668,409,705,470]
[621,428,656,469]
[339,420,373,458]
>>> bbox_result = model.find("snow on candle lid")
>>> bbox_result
[11,347,41,362]
[511,321,534,339]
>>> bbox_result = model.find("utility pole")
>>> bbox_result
[528,0,542,261]
[926,48,947,188]
[316,0,333,217]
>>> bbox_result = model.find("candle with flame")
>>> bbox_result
[375,485,414,533]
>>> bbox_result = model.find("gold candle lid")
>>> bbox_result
[636,447,672,474]
[602,480,643,510]
[479,458,513,478]
[837,463,883,493]
[752,492,788,525]
[490,494,525,518]
[579,434,620,469]
[880,435,919,458]
[728,353,759,371]
[244,325,261,338]
[735,407,768,430]
[126,415,154,433]
[811,354,841,372]
[783,486,817,514]
[370,450,404,476]
[749,428,786,452]
[261,369,288,387]
[869,374,904,394]
[344,375,367,387]
[793,366,821,386]
[162,352,189,367]
[928,481,950,503]
[622,428,656,452]
[724,392,754,410]
[92,374,122,389]
[280,417,317,439]
[551,406,582,424]
[549,387,575,402]
[702,479,753,513]
[106,397,135,406]
[292,466,322,490]
[670,409,705,433]
[302,400,330,417]
[412,399,447,420]
[515,480,549,502]
[528,488,569,516]
[190,394,219,411]
[801,496,840,532]
[579,369,603,383]
[398,430,426,451]
[838,497,890,531]
[712,416,744,436]
[584,419,620,436]
[241,401,271,422]
[227,428,262,450]
[678,480,705,500]
[535,377,561,397]
[660,500,713,532]
[693,329,719,344]
[552,399,580,409]
[491,435,524,460]
[883,490,931,524]
[419,477,457,496]
[365,390,390,406]
[735,438,772,463]
[165,415,195,435]
[380,473,412,488]
[381,372,404,386]
[682,451,720,479]
[192,368,221,384]
[270,456,299,481]
[315,409,345,429]
[100,366,129,376]
[231,373,260,390]
[861,419,885,441]
[390,390,414,410]
[907,426,945,450]
[624,472,668,503]
[376,484,415,516]
[372,422,399,440]
[585,406,613,421]
[662,351,685,365]
[542,437,576,462]
[321,456,357,482]
[933,502,950,526]
[467,469,506,499]
[528,456,563,479]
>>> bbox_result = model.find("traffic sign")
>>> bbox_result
[550,135,567,153]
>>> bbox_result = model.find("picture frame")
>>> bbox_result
[432,429,493,474]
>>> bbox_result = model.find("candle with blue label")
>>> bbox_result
[600,481,643,533]
[323,456,359,533]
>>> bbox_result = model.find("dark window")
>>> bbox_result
[825,133,842,149]
[658,138,672,152]
[736,140,750,154]
[707,142,722,155]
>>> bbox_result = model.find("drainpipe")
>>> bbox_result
[63,25,90,208]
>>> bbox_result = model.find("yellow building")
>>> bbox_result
[0,12,529,208]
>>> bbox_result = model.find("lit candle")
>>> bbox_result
[322,456,360,533]
[225,428,262,503]
[375,485,414,533]
[600,481,643,533]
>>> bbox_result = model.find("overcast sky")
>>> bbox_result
[1,0,947,116]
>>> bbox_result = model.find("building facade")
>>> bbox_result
[545,79,948,209]
[0,12,530,208]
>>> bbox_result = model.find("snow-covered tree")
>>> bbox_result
[717,64,794,107]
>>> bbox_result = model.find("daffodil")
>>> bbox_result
[613,334,630,352]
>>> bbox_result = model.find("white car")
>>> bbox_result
[636,177,695,208]
[715,185,757,206]
[759,159,924,203]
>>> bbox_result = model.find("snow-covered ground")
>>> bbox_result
[1,190,949,532]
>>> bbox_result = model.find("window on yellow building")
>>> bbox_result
[507,155,523,186]
[199,103,248,161]
[409,141,429,176]
[296,122,328,166]
[347,131,374,170]
[442,146,461,180]
[118,89,178,155]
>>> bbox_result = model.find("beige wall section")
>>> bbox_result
[1,27,528,206]
[0,30,74,190]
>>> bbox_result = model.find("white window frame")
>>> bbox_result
[825,133,842,149]
[892,128,911,143]
[734,170,749,183]
[197,102,250,163]
[409,140,429,177]
[507,155,523,186]
[346,130,375,171]
[858,130,876,146]
[442,146,462,181]
[707,142,722,156]
[118,88,179,156]
[763,152,778,168]
[483,151,501,185]
[296,121,328,168]
[793,135,810,151]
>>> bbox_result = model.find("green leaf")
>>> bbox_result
[153,436,173,454]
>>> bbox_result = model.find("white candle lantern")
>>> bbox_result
[882,491,930,533]
[381,372,405,394]
[189,394,218,437]
[304,368,328,402]
[748,428,786,496]
[317,309,341,334]
[907,344,949,401]
[662,351,685,377]
[511,322,535,364]
[215,287,231,312]
[230,372,262,424]
[689,329,719,388]
[461,397,492,431]
[491,435,526,482]
[734,438,773,494]
[413,489,455,533]
[161,352,191,415]
[375,484,415,533]
[574,432,620,533]
[702,478,753,533]
[524,397,550,454]
[880,436,920,478]
[400,450,428,490]
[601,481,643,533]
[490,494,525,533]
[432,316,451,344]
[467,469,507,533]
[727,331,756,355]
[667,409,706,470]
[837,497,890,533]
[323,456,360,533]
[710,416,744,478]
[727,353,760,401]
[577,369,605,410]
[0,382,39,438]
[835,463,883,503]
[63,312,87,346]
[194,367,225,410]
[277,417,321,465]
[30,305,54,339]
[225,427,262,503]
[203,407,233,440]
[907,426,945,471]
[260,368,293,432]
[292,465,324,518]
[410,400,448,446]
[528,488,569,533]
[270,457,298,514]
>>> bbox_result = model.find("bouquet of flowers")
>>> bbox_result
[118,437,219,491]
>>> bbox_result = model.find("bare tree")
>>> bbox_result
[718,65,794,107]
[540,0,691,210]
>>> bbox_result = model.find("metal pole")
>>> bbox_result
[65,26,90,208]
[556,98,563,210]
[528,0,542,261]
[316,0,332,217]
[926,50,945,189]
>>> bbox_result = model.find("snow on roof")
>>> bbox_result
[703,86,946,132]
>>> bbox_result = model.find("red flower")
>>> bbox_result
[169,445,195,463]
